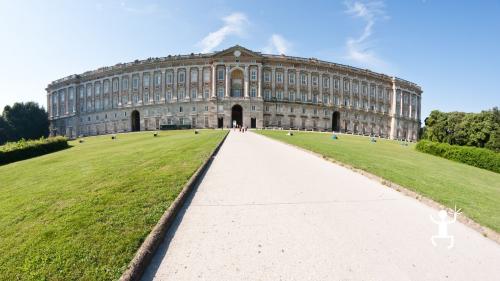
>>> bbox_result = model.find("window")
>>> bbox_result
[217,87,224,98]
[301,92,307,102]
[132,76,139,90]
[343,80,349,92]
[290,107,294,113]
[289,73,295,84]
[353,82,358,94]
[155,92,160,102]
[190,69,198,82]
[312,94,318,103]
[334,79,339,89]
[251,105,256,111]
[155,73,161,86]
[133,94,138,104]
[289,91,295,101]
[324,109,328,116]
[95,83,101,95]
[323,77,329,88]
[265,105,269,112]
[301,74,307,85]
[264,72,271,82]
[122,77,129,90]
[191,88,197,99]
[144,92,149,103]
[204,105,209,111]
[179,106,183,112]
[179,118,184,125]
[104,80,110,93]
[178,89,185,100]
[250,69,257,81]
[191,106,196,112]
[264,89,271,100]
[250,87,256,98]
[217,69,224,80]
[312,76,318,86]
[323,95,329,104]
[276,72,283,83]
[203,69,210,82]
[143,74,150,88]
[277,90,283,100]
[166,90,172,101]
[166,72,173,84]
[203,88,209,98]
[113,79,119,92]
[178,71,185,83]
[302,107,306,114]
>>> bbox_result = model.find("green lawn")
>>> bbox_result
[0,130,226,281]
[256,130,500,232]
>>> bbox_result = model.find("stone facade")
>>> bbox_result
[46,45,422,140]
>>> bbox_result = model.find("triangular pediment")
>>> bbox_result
[211,45,262,59]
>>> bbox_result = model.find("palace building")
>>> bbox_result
[46,45,422,140]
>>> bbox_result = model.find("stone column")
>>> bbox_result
[271,67,276,98]
[389,77,398,139]
[173,68,178,101]
[257,64,262,98]
[211,64,216,98]
[284,68,288,100]
[186,68,191,101]
[307,72,312,101]
[244,65,249,98]
[225,65,230,97]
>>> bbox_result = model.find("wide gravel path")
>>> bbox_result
[143,130,500,281]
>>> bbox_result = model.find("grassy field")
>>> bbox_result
[256,130,500,232]
[0,130,226,281]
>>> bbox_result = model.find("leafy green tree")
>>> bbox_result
[1,102,49,144]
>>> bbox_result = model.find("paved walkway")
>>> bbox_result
[143,131,500,281]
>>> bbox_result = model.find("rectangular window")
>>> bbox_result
[191,88,197,99]
[312,76,318,86]
[217,69,224,80]
[250,87,256,97]
[166,72,173,84]
[251,105,256,111]
[289,73,295,84]
[155,73,161,86]
[155,92,160,102]
[301,92,307,102]
[264,72,271,82]
[264,89,271,100]
[289,91,295,101]
[190,69,198,83]
[217,87,224,98]
[104,80,110,93]
[301,74,307,85]
[203,88,209,98]
[178,89,185,100]
[178,72,185,83]
[143,74,150,88]
[277,90,283,100]
[122,78,129,90]
[166,90,172,101]
[323,77,329,88]
[112,79,118,92]
[323,95,329,104]
[203,69,210,82]
[276,72,283,83]
[132,77,139,90]
[251,69,257,81]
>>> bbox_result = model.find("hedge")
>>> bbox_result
[0,136,69,165]
[416,140,500,173]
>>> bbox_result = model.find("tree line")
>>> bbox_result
[421,107,500,152]
[0,102,49,145]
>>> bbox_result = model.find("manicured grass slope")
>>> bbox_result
[257,130,500,232]
[0,130,226,281]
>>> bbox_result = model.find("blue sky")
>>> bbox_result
[0,0,499,119]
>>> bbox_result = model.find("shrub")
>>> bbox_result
[0,136,69,165]
[416,140,500,173]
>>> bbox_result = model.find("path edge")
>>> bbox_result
[253,130,500,245]
[119,130,229,281]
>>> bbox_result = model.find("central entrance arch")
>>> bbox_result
[231,104,243,127]
[131,110,140,131]
[332,111,340,132]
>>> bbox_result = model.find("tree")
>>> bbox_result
[1,102,49,144]
[421,107,499,152]
[0,116,10,145]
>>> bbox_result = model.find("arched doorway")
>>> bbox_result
[230,69,244,97]
[131,110,140,131]
[231,104,243,127]
[332,111,340,132]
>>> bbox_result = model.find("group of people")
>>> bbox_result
[234,124,248,132]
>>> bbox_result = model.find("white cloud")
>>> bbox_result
[198,12,248,53]
[263,34,291,55]
[344,1,389,70]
